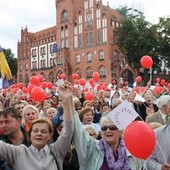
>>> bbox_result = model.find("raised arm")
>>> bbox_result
[51,81,74,158]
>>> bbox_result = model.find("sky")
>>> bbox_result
[0,0,169,57]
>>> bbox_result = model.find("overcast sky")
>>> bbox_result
[0,0,169,57]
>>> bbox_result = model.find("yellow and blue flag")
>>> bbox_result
[0,46,12,89]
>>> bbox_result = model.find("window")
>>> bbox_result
[75,68,82,78]
[78,35,82,48]
[99,66,106,78]
[25,63,28,71]
[57,56,63,65]
[113,50,118,60]
[76,54,80,64]
[99,50,105,60]
[19,64,22,71]
[86,67,93,79]
[50,44,53,53]
[87,52,92,62]
[97,30,101,43]
[50,58,53,66]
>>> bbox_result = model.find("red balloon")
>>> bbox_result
[167,83,170,89]
[89,78,95,85]
[92,72,100,81]
[47,82,53,89]
[140,55,153,69]
[41,81,48,89]
[18,82,24,88]
[27,83,36,94]
[160,79,166,86]
[38,75,44,82]
[60,73,66,79]
[74,79,79,84]
[124,121,156,159]
[153,86,163,95]
[124,81,128,86]
[22,87,28,94]
[85,92,94,101]
[72,73,79,80]
[136,76,142,83]
[30,76,40,85]
[79,78,86,86]
[31,87,47,102]
[156,78,160,83]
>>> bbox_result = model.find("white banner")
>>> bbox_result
[107,100,139,130]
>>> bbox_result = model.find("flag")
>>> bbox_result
[107,100,139,130]
[0,47,12,80]
[53,43,58,53]
[0,47,12,89]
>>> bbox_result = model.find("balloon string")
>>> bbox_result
[149,68,152,82]
[136,115,167,163]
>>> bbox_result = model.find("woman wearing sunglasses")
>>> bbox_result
[72,105,147,169]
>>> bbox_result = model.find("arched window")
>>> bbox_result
[32,49,34,57]
[99,65,106,78]
[50,58,53,66]
[19,64,22,71]
[25,63,28,71]
[50,44,53,53]
[99,50,105,60]
[25,74,29,85]
[87,52,92,62]
[76,54,80,64]
[75,68,82,78]
[86,67,93,79]
[19,74,23,82]
[113,50,118,60]
[57,55,63,65]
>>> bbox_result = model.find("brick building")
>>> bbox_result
[17,0,136,86]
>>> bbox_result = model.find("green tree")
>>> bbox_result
[114,14,170,82]
[154,17,170,67]
[2,48,17,77]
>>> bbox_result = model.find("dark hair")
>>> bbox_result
[29,118,54,137]
[0,107,22,119]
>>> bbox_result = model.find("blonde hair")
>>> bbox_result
[45,107,57,117]
[22,105,39,125]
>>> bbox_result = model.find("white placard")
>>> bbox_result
[107,100,139,130]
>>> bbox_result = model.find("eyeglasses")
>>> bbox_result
[16,107,24,110]
[101,125,118,131]
[76,108,82,111]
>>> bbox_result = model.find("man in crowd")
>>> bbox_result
[0,107,31,170]
[145,95,170,125]
[146,95,170,170]
[14,100,28,116]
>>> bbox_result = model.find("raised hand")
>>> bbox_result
[58,81,73,107]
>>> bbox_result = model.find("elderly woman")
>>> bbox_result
[72,86,148,170]
[0,81,73,170]
[22,105,40,132]
[73,108,146,169]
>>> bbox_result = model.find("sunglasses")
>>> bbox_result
[16,107,24,110]
[101,125,118,131]
[76,108,82,111]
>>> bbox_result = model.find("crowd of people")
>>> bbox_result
[0,79,170,170]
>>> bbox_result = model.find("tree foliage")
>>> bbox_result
[2,48,17,76]
[114,10,170,72]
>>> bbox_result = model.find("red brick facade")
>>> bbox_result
[17,0,136,86]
